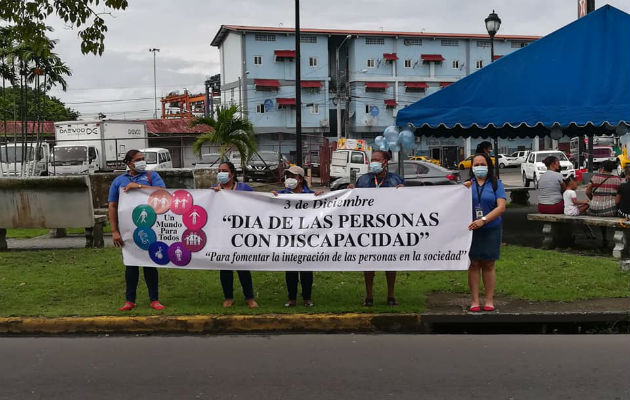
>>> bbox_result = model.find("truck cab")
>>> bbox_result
[329,138,372,181]
[50,145,100,175]
[140,148,173,170]
[0,142,50,177]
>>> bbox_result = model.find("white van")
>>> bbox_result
[330,149,370,181]
[140,148,172,170]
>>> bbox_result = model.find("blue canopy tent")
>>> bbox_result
[396,5,630,139]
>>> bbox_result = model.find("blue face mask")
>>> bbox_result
[217,171,231,184]
[472,165,488,178]
[369,161,384,174]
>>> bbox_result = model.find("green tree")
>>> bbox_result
[191,105,258,175]
[0,86,78,121]
[0,0,128,55]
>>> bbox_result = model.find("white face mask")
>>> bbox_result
[284,178,298,190]
[133,160,147,172]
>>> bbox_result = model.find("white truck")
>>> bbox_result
[521,150,575,187]
[51,120,148,175]
[330,138,373,181]
[0,142,50,177]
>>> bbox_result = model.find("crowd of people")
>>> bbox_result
[108,148,506,314]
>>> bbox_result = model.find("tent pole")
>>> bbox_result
[494,137,500,178]
[587,132,594,173]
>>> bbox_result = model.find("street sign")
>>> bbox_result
[264,99,273,112]
[370,106,379,116]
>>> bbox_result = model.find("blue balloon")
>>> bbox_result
[383,126,399,143]
[374,135,386,148]
[389,143,401,152]
[399,129,415,150]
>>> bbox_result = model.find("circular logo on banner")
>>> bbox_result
[132,205,156,227]
[168,242,191,266]
[170,190,194,215]
[148,241,170,265]
[148,189,172,214]
[182,205,207,230]
[181,229,206,252]
[134,227,157,250]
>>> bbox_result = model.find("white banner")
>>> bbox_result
[119,186,472,271]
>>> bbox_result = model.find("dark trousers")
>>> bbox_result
[125,266,159,303]
[220,270,255,300]
[285,271,313,300]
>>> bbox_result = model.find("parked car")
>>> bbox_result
[140,148,172,170]
[458,155,496,170]
[330,148,370,181]
[330,160,460,190]
[496,153,522,168]
[247,151,289,182]
[193,153,222,170]
[408,155,440,166]
[521,150,575,187]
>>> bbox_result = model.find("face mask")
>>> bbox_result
[217,172,230,184]
[133,160,147,172]
[472,165,488,178]
[284,178,298,190]
[369,161,384,174]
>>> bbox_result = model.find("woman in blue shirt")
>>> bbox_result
[108,149,166,311]
[212,161,259,309]
[465,153,506,312]
[349,150,404,307]
[273,166,323,307]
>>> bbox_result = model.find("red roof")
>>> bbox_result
[439,82,454,87]
[383,53,398,61]
[492,55,503,60]
[421,54,445,62]
[144,119,211,135]
[384,99,397,107]
[365,82,389,89]
[274,50,296,58]
[254,79,281,88]
[0,121,55,134]
[276,98,296,106]
[212,25,541,47]
[301,81,323,88]
[404,82,428,89]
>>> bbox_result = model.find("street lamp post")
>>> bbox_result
[149,48,160,119]
[295,0,303,167]
[485,10,501,177]
[336,35,352,140]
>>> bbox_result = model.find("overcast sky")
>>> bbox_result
[44,0,630,120]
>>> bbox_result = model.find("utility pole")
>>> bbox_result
[149,48,160,119]
[335,35,352,140]
[204,78,211,118]
[294,0,303,166]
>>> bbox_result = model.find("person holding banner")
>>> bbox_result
[465,153,506,312]
[212,161,259,309]
[273,166,323,307]
[108,149,167,311]
[349,150,404,307]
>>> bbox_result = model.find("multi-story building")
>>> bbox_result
[211,25,539,164]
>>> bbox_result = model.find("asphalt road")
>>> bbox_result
[1,335,628,400]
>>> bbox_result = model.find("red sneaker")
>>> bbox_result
[149,301,165,310]
[119,301,136,311]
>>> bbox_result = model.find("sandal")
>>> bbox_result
[303,300,314,307]
[387,297,398,306]
[284,300,296,307]
[363,297,374,307]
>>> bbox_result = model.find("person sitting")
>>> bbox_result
[563,176,589,215]
[586,160,622,217]
[537,156,566,214]
[616,165,630,220]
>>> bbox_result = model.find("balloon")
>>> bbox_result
[399,129,415,150]
[374,135,386,149]
[383,126,400,143]
[389,143,401,152]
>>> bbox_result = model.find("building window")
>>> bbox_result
[310,104,319,114]
[403,38,422,46]
[367,58,376,68]
[253,55,262,65]
[365,104,372,114]
[365,37,385,45]
[309,57,318,67]
[511,41,529,48]
[404,59,412,68]
[451,60,459,69]
[300,35,317,43]
[255,33,276,42]
[476,40,491,48]
[475,60,483,69]
[256,104,265,114]
[441,39,459,46]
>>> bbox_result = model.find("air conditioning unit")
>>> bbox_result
[319,119,329,127]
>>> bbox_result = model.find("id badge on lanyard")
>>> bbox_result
[474,181,486,219]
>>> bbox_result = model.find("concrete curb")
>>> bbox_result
[1,311,628,335]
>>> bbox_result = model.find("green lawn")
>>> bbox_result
[0,245,627,317]
[7,226,112,239]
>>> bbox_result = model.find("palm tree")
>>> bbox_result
[191,105,257,177]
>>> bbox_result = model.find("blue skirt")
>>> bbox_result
[469,225,502,261]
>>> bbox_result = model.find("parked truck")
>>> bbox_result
[51,120,148,175]
[0,142,50,177]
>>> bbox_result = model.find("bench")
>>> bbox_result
[0,176,106,251]
[527,213,630,269]
[504,186,536,205]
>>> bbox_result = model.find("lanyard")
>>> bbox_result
[474,179,487,206]
[374,174,385,188]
